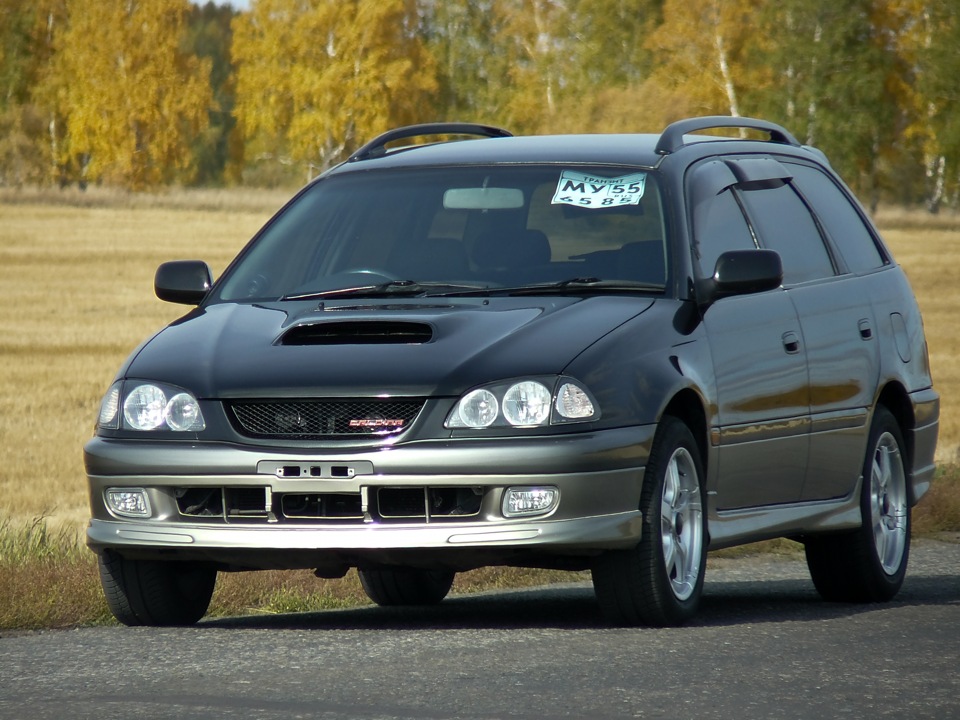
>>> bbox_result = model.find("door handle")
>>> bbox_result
[859,319,873,340]
[782,331,801,354]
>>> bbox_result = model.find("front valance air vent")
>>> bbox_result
[280,321,433,346]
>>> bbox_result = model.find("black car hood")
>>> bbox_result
[125,296,655,398]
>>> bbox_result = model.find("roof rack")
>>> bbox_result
[347,122,513,163]
[655,116,800,155]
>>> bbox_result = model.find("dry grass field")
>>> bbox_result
[0,192,958,532]
[0,188,288,530]
[878,217,960,463]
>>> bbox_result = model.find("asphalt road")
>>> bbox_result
[1,538,958,720]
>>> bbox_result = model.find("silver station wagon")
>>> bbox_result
[85,117,939,626]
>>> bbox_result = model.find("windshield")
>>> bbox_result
[215,165,668,302]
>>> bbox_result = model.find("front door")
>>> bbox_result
[705,291,810,509]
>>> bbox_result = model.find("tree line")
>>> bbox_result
[1,0,957,211]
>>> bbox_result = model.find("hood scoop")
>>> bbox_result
[279,321,433,346]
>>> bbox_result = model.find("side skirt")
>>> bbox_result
[706,480,862,551]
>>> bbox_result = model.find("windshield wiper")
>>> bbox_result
[282,280,424,301]
[283,277,663,301]
[429,277,664,297]
[282,280,489,301]
[505,278,665,295]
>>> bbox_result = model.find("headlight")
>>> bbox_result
[456,388,499,427]
[164,392,204,431]
[97,381,205,432]
[502,381,552,426]
[445,377,599,429]
[123,384,167,430]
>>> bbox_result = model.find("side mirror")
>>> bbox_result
[154,260,212,305]
[699,249,782,306]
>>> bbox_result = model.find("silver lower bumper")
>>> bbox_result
[87,509,642,553]
[85,426,654,569]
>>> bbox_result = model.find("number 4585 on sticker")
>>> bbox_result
[551,170,647,209]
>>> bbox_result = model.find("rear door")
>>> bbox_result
[734,158,880,502]
[783,161,884,500]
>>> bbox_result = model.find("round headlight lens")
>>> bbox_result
[123,384,167,430]
[502,381,551,426]
[164,392,205,431]
[457,388,499,428]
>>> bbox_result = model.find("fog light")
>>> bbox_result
[503,486,559,517]
[106,488,152,518]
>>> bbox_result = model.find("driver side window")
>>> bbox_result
[693,187,756,278]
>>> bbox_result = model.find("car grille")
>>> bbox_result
[175,486,485,523]
[225,399,425,440]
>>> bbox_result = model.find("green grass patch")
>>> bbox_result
[208,569,368,618]
[0,519,113,630]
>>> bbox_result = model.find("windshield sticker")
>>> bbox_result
[551,170,646,209]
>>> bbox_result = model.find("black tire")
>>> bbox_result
[592,416,707,626]
[98,550,217,626]
[805,406,911,602]
[358,567,455,606]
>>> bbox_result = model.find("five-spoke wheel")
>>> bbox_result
[805,406,911,602]
[592,416,706,626]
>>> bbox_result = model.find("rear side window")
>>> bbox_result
[787,163,886,273]
[738,182,834,285]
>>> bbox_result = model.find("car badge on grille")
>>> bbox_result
[274,409,308,431]
[348,415,406,432]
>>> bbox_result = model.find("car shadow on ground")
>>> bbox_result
[201,572,959,632]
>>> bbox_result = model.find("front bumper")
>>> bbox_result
[84,425,653,570]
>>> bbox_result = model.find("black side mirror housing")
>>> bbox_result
[698,249,783,306]
[155,260,213,305]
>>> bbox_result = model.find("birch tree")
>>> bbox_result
[420,0,506,124]
[492,0,570,131]
[232,0,438,182]
[752,0,906,209]
[645,0,762,121]
[568,0,661,88]
[0,0,65,185]
[41,0,212,189]
[896,0,960,211]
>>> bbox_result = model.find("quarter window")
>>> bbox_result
[787,163,886,273]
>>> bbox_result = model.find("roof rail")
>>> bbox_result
[347,122,513,163]
[655,116,800,155]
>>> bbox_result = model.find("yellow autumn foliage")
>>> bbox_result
[42,0,213,189]
[232,0,438,179]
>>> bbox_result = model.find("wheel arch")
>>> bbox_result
[661,388,709,476]
[874,381,916,503]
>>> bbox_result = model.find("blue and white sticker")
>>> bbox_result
[551,170,646,209]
